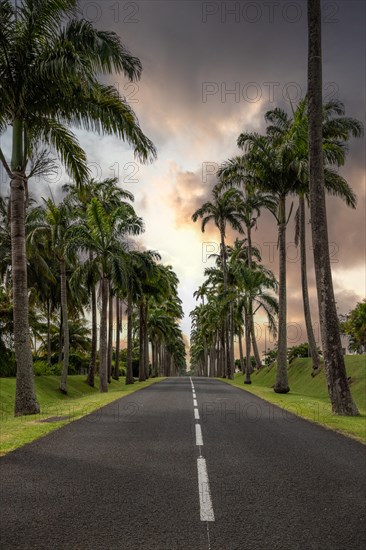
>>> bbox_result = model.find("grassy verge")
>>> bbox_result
[0,376,164,456]
[220,355,366,444]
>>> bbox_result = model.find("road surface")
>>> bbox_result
[1,377,365,549]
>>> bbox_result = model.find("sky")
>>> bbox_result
[1,0,365,354]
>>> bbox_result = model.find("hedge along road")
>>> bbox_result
[0,377,365,549]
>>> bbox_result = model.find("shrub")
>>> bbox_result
[0,347,16,377]
[33,361,62,376]
[264,347,277,367]
[287,342,321,364]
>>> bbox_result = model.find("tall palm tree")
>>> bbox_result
[266,99,361,372]
[64,177,136,387]
[122,250,160,383]
[192,187,245,379]
[0,0,156,415]
[217,164,277,369]
[307,0,358,415]
[237,132,298,393]
[233,263,278,384]
[69,198,142,391]
[27,196,78,393]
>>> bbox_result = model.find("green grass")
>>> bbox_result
[0,375,164,455]
[220,355,366,443]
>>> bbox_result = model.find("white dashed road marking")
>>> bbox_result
[195,423,204,446]
[197,458,215,522]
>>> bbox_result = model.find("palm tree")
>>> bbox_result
[27,196,79,393]
[307,0,358,415]
[226,239,278,373]
[237,132,298,393]
[217,164,277,369]
[266,99,361,372]
[234,263,278,384]
[0,0,156,415]
[112,295,122,381]
[69,198,142,391]
[64,177,137,387]
[192,187,245,379]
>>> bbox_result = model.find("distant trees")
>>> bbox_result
[190,188,278,380]
[0,177,186,400]
[192,187,246,379]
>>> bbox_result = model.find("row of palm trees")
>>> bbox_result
[0,0,187,415]
[190,95,362,415]
[190,233,278,384]
[1,178,186,394]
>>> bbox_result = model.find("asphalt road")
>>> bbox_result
[1,377,365,549]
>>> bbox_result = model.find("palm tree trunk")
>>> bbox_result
[59,258,69,394]
[113,296,120,380]
[203,338,208,377]
[247,223,252,266]
[87,285,97,387]
[58,311,63,364]
[244,309,252,384]
[139,300,146,381]
[216,331,220,377]
[274,195,290,393]
[87,254,97,387]
[166,351,171,377]
[47,299,52,366]
[144,300,149,379]
[246,223,261,369]
[220,328,226,378]
[238,327,245,374]
[99,276,109,392]
[251,317,262,369]
[220,226,232,379]
[307,0,358,414]
[299,195,320,371]
[157,344,162,377]
[151,341,156,377]
[107,283,113,383]
[230,303,235,377]
[126,295,134,384]
[11,143,40,415]
[210,341,216,377]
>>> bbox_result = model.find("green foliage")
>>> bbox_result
[287,342,322,364]
[340,301,366,354]
[264,346,277,367]
[235,356,256,371]
[0,345,16,377]
[33,361,62,376]
[68,353,90,374]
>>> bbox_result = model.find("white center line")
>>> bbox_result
[193,398,198,407]
[197,457,215,522]
[193,393,196,398]
[194,408,200,420]
[195,423,203,446]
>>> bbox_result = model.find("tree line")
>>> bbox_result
[190,80,363,415]
[0,0,185,416]
[0,180,186,391]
